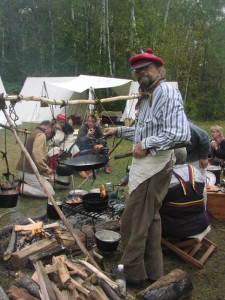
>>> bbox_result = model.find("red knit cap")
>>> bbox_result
[129,48,164,69]
[56,113,66,121]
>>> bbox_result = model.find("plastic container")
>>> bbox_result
[115,264,126,295]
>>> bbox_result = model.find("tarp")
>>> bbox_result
[0,77,8,125]
[121,81,179,121]
[14,75,132,124]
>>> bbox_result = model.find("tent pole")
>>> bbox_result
[2,108,99,269]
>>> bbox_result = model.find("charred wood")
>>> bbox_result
[3,226,17,261]
[136,269,193,300]
[15,271,40,298]
[0,285,10,300]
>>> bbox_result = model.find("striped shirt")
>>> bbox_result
[117,81,190,152]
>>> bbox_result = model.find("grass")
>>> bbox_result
[1,121,225,299]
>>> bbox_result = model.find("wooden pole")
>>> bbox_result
[2,108,100,269]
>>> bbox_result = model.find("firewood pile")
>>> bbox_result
[4,254,132,300]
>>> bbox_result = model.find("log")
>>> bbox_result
[33,260,57,300]
[77,260,118,290]
[58,254,88,278]
[99,279,121,300]
[68,278,90,296]
[3,226,17,261]
[0,214,46,237]
[11,237,62,268]
[52,256,71,286]
[136,269,193,300]
[7,285,39,300]
[83,281,109,300]
[15,271,40,298]
[51,282,65,300]
[14,221,43,232]
[0,285,10,300]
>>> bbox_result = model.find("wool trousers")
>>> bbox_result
[18,171,55,198]
[120,160,173,281]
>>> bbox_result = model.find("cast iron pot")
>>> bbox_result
[64,154,109,171]
[56,163,74,176]
[82,193,109,212]
[47,199,63,220]
[0,184,18,208]
[95,230,121,252]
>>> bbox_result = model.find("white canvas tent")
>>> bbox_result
[121,81,179,122]
[14,75,132,124]
[0,76,7,125]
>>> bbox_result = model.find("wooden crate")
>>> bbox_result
[207,191,225,221]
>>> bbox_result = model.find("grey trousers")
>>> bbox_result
[120,159,173,281]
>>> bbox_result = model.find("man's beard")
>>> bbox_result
[138,75,156,90]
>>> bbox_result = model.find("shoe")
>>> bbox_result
[79,171,88,178]
[79,171,93,178]
[104,167,112,174]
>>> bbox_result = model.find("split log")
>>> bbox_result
[11,237,62,268]
[3,226,17,261]
[84,281,109,300]
[68,278,90,296]
[0,214,46,237]
[43,222,60,230]
[15,271,40,298]
[136,269,193,300]
[0,285,10,300]
[33,260,57,300]
[98,279,121,300]
[7,285,39,300]
[58,254,88,278]
[51,282,65,300]
[52,256,71,286]
[77,259,118,290]
[14,221,43,232]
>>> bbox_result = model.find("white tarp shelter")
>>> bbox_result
[0,76,7,125]
[121,81,179,121]
[14,75,132,124]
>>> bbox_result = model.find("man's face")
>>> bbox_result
[44,125,54,139]
[133,63,161,89]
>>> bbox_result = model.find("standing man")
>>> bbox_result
[16,120,55,198]
[104,48,190,286]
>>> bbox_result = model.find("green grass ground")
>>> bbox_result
[0,121,225,299]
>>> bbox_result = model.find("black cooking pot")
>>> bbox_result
[95,230,121,252]
[63,154,109,171]
[47,199,63,220]
[82,193,109,212]
[0,184,18,208]
[56,163,74,176]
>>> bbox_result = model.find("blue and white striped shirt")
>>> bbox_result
[117,82,190,152]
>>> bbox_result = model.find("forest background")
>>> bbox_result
[0,0,225,120]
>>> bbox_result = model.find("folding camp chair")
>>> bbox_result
[161,225,218,269]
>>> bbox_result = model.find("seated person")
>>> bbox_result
[47,120,79,184]
[16,120,55,198]
[76,114,111,175]
[209,125,225,167]
[160,163,208,239]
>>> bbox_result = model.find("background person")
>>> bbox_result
[16,120,55,198]
[209,125,225,167]
[76,114,111,177]
[105,48,190,286]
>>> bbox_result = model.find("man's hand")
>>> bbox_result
[104,127,118,139]
[133,142,148,158]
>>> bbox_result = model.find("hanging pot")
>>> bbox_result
[82,193,109,212]
[56,163,74,176]
[47,199,63,220]
[0,184,18,208]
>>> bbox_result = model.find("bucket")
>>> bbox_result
[47,199,62,220]
[206,165,221,185]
